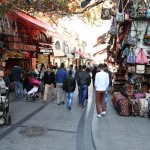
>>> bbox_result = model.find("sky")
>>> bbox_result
[59,17,111,52]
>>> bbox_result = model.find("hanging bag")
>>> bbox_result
[130,0,139,19]
[138,0,147,18]
[125,6,130,21]
[110,17,117,37]
[101,2,111,20]
[136,48,148,64]
[127,48,136,64]
[136,65,145,74]
[122,47,130,57]
[127,21,138,46]
[143,20,150,45]
[116,0,124,22]
[147,0,150,18]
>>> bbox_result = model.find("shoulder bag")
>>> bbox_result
[110,17,117,37]
[138,0,147,18]
[130,0,139,19]
[136,48,148,64]
[101,2,111,20]
[143,21,150,45]
[116,0,124,22]
[127,21,138,46]
[136,65,145,74]
[127,48,136,64]
[147,0,150,18]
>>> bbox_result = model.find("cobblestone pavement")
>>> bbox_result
[92,95,150,150]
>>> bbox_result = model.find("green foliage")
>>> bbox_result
[0,0,112,25]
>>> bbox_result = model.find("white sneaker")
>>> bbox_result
[97,114,101,118]
[101,111,106,115]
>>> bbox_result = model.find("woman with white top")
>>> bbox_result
[95,64,109,118]
[0,71,7,94]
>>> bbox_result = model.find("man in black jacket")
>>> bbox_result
[11,65,24,100]
[43,67,56,103]
[77,65,91,108]
[63,70,76,110]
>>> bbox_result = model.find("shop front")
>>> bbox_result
[36,32,54,68]
[75,50,90,66]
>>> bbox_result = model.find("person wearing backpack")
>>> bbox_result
[63,70,76,110]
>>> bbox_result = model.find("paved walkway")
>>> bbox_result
[92,94,150,150]
[0,88,150,150]
[0,86,94,150]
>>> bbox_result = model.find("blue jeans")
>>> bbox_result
[67,92,74,107]
[104,87,109,106]
[14,81,23,98]
[79,85,88,106]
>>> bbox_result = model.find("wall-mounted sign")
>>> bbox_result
[39,48,53,55]
[9,42,36,51]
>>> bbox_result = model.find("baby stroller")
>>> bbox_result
[26,78,40,102]
[0,87,11,125]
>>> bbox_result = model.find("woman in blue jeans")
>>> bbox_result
[63,70,76,110]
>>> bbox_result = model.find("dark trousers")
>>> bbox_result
[95,91,106,114]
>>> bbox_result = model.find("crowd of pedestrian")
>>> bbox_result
[0,62,112,115]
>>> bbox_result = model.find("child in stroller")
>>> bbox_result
[26,75,40,102]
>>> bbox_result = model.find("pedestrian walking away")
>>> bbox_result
[95,63,109,118]
[63,70,76,110]
[77,65,91,108]
[56,63,68,105]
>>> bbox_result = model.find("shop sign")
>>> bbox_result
[9,42,36,51]
[39,48,53,55]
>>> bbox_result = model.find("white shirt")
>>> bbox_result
[95,71,109,91]
[0,79,6,93]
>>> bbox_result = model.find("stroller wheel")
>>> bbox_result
[6,115,11,125]
[6,104,9,114]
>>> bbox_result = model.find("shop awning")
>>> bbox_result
[75,50,90,59]
[93,31,110,48]
[15,11,54,31]
[93,48,107,56]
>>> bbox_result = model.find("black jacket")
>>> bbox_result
[43,71,56,86]
[63,75,76,92]
[77,70,91,86]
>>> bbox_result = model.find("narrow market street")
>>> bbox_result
[0,85,150,150]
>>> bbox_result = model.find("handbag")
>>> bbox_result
[145,66,150,74]
[136,48,148,64]
[122,47,130,57]
[127,21,138,46]
[127,48,136,64]
[143,21,150,45]
[138,0,147,18]
[116,0,124,22]
[101,2,111,20]
[130,0,139,19]
[125,7,130,21]
[136,65,145,74]
[110,17,117,37]
[127,66,135,73]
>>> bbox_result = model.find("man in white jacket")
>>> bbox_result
[95,63,109,118]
